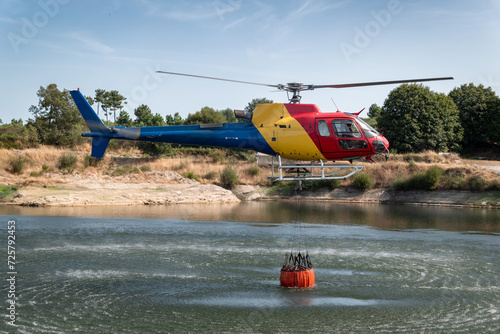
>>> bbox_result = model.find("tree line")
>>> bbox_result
[0,82,498,155]
[366,83,499,153]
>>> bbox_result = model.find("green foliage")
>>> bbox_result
[204,171,218,180]
[441,169,466,190]
[449,83,500,146]
[487,179,500,191]
[465,176,487,191]
[58,153,78,169]
[220,165,238,189]
[0,185,18,200]
[94,89,127,123]
[137,142,172,157]
[302,179,341,191]
[140,165,151,172]
[247,166,260,176]
[112,165,140,176]
[351,173,373,191]
[378,84,463,153]
[392,165,442,190]
[115,110,133,127]
[245,98,273,114]
[30,164,50,177]
[134,104,165,127]
[266,181,296,196]
[183,172,199,181]
[84,155,104,167]
[28,84,86,147]
[0,122,39,149]
[209,149,226,163]
[8,156,27,174]
[165,112,184,125]
[185,106,226,125]
[367,103,382,118]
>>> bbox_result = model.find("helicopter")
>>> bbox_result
[70,73,453,181]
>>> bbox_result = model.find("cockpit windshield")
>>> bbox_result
[356,118,380,139]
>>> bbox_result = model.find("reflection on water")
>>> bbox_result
[2,201,500,232]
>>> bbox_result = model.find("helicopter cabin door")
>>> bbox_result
[330,119,369,151]
[315,119,339,153]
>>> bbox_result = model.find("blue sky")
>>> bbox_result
[1,0,499,124]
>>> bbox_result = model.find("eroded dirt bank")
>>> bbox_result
[2,171,240,206]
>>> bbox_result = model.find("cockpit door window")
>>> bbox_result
[331,119,368,150]
[331,119,363,138]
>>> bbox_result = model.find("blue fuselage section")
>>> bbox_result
[82,122,275,155]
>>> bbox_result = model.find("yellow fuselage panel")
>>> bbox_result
[252,104,325,161]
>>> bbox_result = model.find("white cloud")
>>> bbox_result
[138,0,242,21]
[65,32,115,54]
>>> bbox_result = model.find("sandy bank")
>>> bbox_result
[2,171,240,206]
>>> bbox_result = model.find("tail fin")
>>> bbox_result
[70,89,111,159]
[70,89,109,133]
[90,137,111,159]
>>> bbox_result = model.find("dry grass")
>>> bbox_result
[1,146,498,190]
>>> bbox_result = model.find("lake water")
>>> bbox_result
[1,202,499,333]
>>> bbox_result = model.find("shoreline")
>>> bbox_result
[1,148,499,209]
[2,181,499,209]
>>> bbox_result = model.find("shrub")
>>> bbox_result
[138,142,171,157]
[204,171,218,180]
[352,173,373,191]
[421,165,442,190]
[302,178,341,191]
[441,169,466,190]
[84,155,103,168]
[140,165,151,172]
[267,181,296,196]
[220,165,238,189]
[247,166,260,176]
[0,185,18,199]
[8,155,27,174]
[58,153,78,169]
[210,149,226,163]
[112,165,140,176]
[327,178,342,190]
[465,176,487,191]
[183,172,199,181]
[487,179,500,191]
[392,165,442,190]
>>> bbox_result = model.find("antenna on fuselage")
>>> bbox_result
[330,97,340,112]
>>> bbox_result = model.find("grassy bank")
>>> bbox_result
[1,146,499,194]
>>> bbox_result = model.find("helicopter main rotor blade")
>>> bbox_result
[310,77,454,90]
[156,71,280,89]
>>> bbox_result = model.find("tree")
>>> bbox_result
[94,89,126,123]
[116,110,133,127]
[378,84,462,153]
[185,107,226,125]
[220,108,236,123]
[165,112,184,126]
[27,84,85,147]
[448,83,500,146]
[245,98,273,114]
[368,103,382,118]
[133,104,165,127]
[0,120,39,149]
[106,90,127,123]
[94,89,107,116]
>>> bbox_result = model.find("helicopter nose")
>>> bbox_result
[381,135,389,150]
[371,135,389,154]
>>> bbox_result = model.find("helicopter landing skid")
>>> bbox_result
[269,156,364,181]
